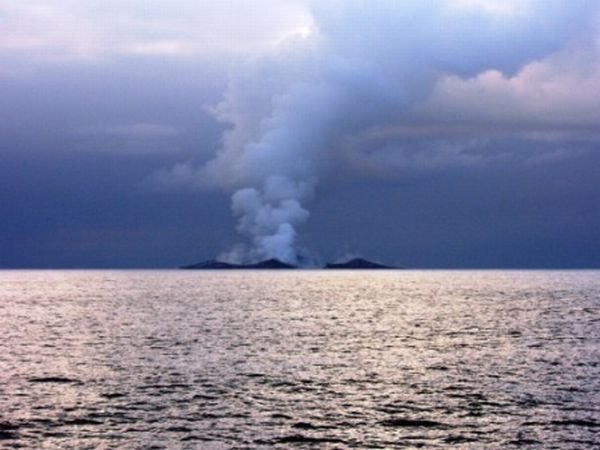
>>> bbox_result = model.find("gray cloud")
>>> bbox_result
[82,123,181,138]
[72,123,183,154]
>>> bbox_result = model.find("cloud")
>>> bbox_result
[142,161,206,190]
[71,122,183,154]
[418,43,600,131]
[81,123,182,138]
[0,0,312,63]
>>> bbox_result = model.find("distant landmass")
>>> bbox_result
[324,258,394,269]
[250,259,297,269]
[180,257,397,270]
[180,258,296,270]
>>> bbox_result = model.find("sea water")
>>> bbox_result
[0,270,599,449]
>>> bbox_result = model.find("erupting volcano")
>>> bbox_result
[181,257,396,270]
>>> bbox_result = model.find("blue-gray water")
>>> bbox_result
[1,270,599,449]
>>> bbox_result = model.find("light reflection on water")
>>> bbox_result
[0,270,599,449]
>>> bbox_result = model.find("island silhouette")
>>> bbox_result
[180,258,395,270]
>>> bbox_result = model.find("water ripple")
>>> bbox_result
[1,270,599,448]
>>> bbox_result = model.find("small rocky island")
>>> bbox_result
[180,257,396,270]
[181,258,296,270]
[324,258,393,269]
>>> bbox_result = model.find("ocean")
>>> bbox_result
[1,270,599,449]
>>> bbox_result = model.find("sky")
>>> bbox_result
[1,0,599,268]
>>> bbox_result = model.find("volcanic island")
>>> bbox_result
[180,258,397,270]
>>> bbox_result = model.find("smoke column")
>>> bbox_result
[197,0,593,264]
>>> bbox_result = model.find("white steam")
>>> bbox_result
[231,177,311,262]
[194,0,596,264]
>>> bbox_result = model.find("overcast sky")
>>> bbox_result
[1,0,599,268]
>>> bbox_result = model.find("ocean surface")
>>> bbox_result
[0,270,599,449]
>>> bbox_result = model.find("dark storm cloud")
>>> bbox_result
[304,143,600,268]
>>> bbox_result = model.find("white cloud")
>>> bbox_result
[0,0,313,62]
[123,40,196,56]
[417,42,600,131]
[449,0,531,16]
